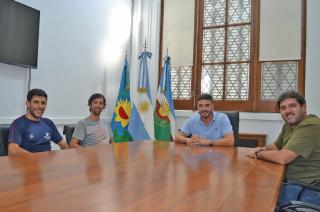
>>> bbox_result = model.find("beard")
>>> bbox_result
[28,109,44,119]
[91,108,103,116]
[199,110,212,119]
[282,112,304,126]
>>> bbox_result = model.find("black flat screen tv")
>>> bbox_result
[0,0,40,68]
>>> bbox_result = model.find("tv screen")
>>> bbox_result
[0,0,40,68]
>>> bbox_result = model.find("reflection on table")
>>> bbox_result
[0,141,284,211]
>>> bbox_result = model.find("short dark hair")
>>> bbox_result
[88,93,106,106]
[27,89,47,102]
[277,90,306,108]
[197,93,213,102]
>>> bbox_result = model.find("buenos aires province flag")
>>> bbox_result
[128,51,154,141]
[111,57,132,142]
[154,56,176,141]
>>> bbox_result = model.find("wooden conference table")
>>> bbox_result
[0,142,284,212]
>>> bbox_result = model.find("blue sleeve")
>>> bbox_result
[181,118,193,136]
[45,119,63,143]
[8,120,24,145]
[221,114,233,135]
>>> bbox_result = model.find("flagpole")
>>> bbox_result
[144,39,147,52]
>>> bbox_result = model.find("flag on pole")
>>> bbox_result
[111,57,133,142]
[154,56,176,141]
[128,51,155,141]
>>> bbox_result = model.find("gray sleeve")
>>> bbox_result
[104,119,112,143]
[107,122,113,142]
[72,120,86,141]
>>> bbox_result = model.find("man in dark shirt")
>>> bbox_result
[8,88,68,155]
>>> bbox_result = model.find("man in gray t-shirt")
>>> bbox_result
[70,93,111,148]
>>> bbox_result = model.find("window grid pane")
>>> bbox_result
[227,25,250,62]
[261,61,298,100]
[204,0,226,27]
[201,65,224,100]
[228,0,251,24]
[201,0,251,101]
[203,28,225,63]
[225,63,249,100]
[171,65,192,99]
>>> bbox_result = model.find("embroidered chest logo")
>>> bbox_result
[29,134,34,139]
[44,132,51,140]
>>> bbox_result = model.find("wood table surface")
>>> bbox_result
[0,142,284,212]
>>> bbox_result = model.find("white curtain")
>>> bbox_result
[129,0,161,105]
[260,0,301,61]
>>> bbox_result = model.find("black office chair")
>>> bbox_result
[279,201,320,212]
[278,180,320,211]
[63,125,76,145]
[219,111,239,146]
[0,126,10,156]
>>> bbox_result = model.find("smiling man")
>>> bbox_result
[8,89,68,155]
[175,93,234,146]
[246,91,320,206]
[70,93,111,148]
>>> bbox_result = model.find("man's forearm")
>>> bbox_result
[211,138,234,147]
[8,143,32,156]
[57,140,68,149]
[69,138,82,148]
[211,134,234,147]
[266,143,279,151]
[174,133,188,144]
[257,149,297,165]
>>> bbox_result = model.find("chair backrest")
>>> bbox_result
[0,126,10,156]
[63,125,75,145]
[219,111,239,146]
[280,200,320,212]
[281,180,320,209]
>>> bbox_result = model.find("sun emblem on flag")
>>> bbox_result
[114,99,131,127]
[156,99,170,121]
[159,101,169,117]
[138,101,149,112]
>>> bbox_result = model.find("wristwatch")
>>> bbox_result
[255,149,264,158]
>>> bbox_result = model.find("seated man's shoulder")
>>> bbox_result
[10,115,29,128]
[189,113,200,121]
[41,117,55,125]
[77,118,87,124]
[215,112,229,120]
[301,115,320,127]
[41,118,60,130]
[100,118,108,123]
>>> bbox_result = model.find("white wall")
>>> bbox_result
[0,0,132,126]
[305,0,320,116]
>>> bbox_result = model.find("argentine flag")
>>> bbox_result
[128,51,155,141]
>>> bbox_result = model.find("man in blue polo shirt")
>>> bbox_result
[8,89,68,155]
[175,93,234,146]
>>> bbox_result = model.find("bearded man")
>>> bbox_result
[175,93,234,147]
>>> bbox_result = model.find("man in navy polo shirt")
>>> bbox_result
[175,93,234,146]
[8,89,68,155]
